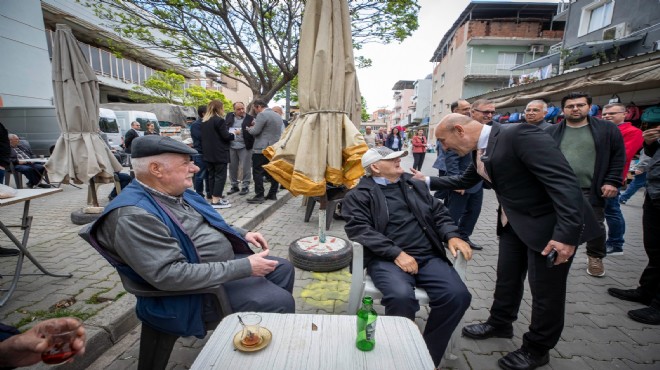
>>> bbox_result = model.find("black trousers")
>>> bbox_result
[252,153,277,197]
[486,224,572,356]
[640,194,660,308]
[368,255,471,366]
[412,152,426,171]
[207,162,228,198]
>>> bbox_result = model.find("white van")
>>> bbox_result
[112,110,161,136]
[99,108,122,150]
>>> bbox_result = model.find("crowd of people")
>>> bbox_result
[1,90,658,369]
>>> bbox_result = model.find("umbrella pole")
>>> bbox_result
[88,178,99,207]
[318,193,327,243]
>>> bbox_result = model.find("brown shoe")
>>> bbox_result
[587,256,605,277]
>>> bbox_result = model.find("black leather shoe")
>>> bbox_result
[265,193,277,200]
[628,307,660,325]
[239,188,249,195]
[462,323,513,339]
[467,240,483,250]
[608,288,652,305]
[498,349,549,370]
[227,187,240,195]
[0,247,20,257]
[247,195,265,204]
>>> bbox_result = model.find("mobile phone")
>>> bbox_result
[546,249,557,268]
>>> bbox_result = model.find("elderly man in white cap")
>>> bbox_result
[341,146,472,366]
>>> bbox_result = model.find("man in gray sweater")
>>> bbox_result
[247,99,283,204]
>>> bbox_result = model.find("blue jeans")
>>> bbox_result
[193,154,210,198]
[620,172,647,202]
[0,169,4,184]
[445,188,483,240]
[604,194,625,250]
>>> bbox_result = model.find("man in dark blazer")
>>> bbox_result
[123,121,141,154]
[413,113,597,370]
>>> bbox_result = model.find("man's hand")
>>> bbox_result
[409,168,426,181]
[643,126,660,144]
[601,184,618,198]
[446,237,472,261]
[245,232,269,250]
[247,250,278,276]
[394,251,418,274]
[0,318,86,367]
[541,240,576,265]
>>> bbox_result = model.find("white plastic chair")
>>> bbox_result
[347,241,468,360]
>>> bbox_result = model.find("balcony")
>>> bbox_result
[464,64,539,80]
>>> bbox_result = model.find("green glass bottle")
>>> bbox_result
[356,296,377,351]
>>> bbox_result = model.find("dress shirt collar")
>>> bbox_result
[372,176,400,185]
[477,124,492,152]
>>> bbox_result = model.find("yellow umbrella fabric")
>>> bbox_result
[264,0,367,197]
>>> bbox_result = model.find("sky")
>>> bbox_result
[356,0,559,112]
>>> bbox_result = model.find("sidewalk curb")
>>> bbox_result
[59,192,293,369]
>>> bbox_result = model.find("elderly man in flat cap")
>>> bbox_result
[341,146,472,367]
[80,135,294,370]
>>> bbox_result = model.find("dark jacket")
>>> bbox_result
[124,129,139,154]
[645,139,660,200]
[341,173,461,266]
[445,150,482,193]
[201,116,234,163]
[0,122,10,168]
[225,112,255,150]
[9,143,35,163]
[546,116,625,207]
[190,118,204,153]
[385,133,403,151]
[429,123,600,250]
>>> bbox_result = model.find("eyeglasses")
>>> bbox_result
[602,111,625,116]
[473,109,496,115]
[564,103,588,110]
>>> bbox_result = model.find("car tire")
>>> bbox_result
[288,236,352,272]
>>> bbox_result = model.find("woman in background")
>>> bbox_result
[386,127,403,151]
[201,100,234,209]
[411,129,427,171]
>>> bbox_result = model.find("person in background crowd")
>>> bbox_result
[546,92,625,277]
[0,122,9,185]
[225,102,255,196]
[608,123,660,325]
[470,99,497,126]
[601,103,643,255]
[190,105,211,200]
[619,150,650,204]
[441,100,485,251]
[524,100,552,130]
[246,100,283,204]
[363,126,377,149]
[144,122,158,135]
[272,106,289,129]
[201,100,234,209]
[8,134,51,189]
[0,318,86,368]
[124,121,141,154]
[411,129,427,171]
[386,127,403,151]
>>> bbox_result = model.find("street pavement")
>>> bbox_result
[2,150,658,369]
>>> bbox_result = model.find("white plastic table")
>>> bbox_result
[0,188,72,306]
[191,312,435,370]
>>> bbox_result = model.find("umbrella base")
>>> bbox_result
[288,235,351,272]
[71,209,103,225]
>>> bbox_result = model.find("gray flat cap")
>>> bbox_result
[131,135,198,158]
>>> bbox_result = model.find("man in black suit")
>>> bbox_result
[413,113,595,370]
[123,121,141,154]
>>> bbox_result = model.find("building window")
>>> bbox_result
[579,0,614,36]
[441,73,446,86]
[439,100,443,113]
[497,52,525,69]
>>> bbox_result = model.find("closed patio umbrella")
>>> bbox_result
[263,0,367,271]
[46,24,122,206]
[263,0,367,197]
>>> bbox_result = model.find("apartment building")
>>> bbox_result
[391,80,415,129]
[429,1,564,124]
